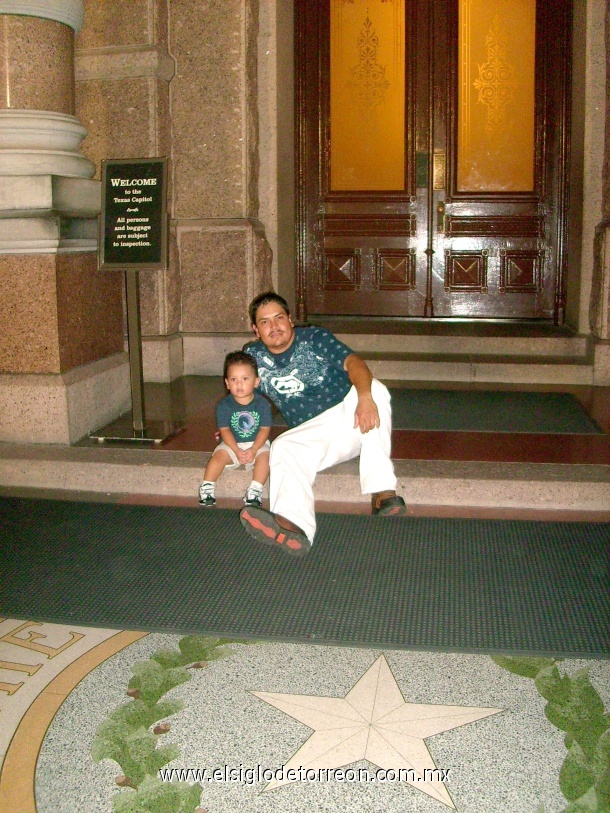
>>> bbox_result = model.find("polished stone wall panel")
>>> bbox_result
[170,0,245,219]
[245,0,259,217]
[139,269,161,336]
[165,232,182,334]
[0,254,61,373]
[55,253,124,371]
[179,230,250,333]
[157,80,171,162]
[138,241,181,337]
[76,77,161,176]
[254,229,273,294]
[0,16,74,113]
[603,2,610,219]
[78,0,152,48]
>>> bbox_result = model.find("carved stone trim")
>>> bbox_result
[0,0,83,32]
[75,46,176,83]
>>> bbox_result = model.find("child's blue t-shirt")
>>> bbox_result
[216,392,272,443]
[245,326,353,428]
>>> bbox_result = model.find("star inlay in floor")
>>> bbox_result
[252,654,504,808]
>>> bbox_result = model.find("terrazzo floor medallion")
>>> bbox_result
[1,618,608,813]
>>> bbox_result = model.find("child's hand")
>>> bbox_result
[237,448,254,465]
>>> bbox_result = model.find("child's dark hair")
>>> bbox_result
[223,350,258,380]
[249,291,290,325]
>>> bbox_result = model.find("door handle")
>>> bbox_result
[437,201,445,233]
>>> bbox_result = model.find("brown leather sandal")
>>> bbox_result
[239,506,311,558]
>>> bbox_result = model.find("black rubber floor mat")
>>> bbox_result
[1,497,608,657]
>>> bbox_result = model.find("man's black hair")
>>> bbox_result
[223,350,258,380]
[249,291,290,325]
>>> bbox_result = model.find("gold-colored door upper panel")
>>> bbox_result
[330,0,406,191]
[457,0,536,192]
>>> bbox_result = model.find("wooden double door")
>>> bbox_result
[295,0,573,321]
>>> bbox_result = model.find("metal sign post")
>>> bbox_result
[125,268,145,434]
[90,157,181,443]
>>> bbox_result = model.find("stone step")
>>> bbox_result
[337,332,591,358]
[327,328,595,384]
[1,444,608,513]
[365,353,595,385]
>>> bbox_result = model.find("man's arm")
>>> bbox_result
[344,353,380,434]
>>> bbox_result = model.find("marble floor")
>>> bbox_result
[1,611,609,813]
[1,379,609,812]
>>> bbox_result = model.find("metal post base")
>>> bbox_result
[88,415,184,445]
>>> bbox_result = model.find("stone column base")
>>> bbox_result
[141,334,184,383]
[0,352,130,444]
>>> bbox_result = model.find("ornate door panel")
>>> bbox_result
[295,0,572,321]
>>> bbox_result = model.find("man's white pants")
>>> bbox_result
[269,379,397,544]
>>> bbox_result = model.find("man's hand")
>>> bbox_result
[354,392,380,434]
[344,354,379,434]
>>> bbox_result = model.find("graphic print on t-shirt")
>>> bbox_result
[231,410,260,439]
[259,345,326,398]
[269,368,305,395]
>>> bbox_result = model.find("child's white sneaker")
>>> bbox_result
[243,485,263,508]
[199,483,216,507]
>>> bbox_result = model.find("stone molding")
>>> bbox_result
[0,0,83,31]
[75,45,176,83]
[0,214,97,253]
[590,219,610,340]
[174,217,269,235]
[0,109,86,152]
[0,110,95,178]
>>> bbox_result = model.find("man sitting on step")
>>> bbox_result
[239,291,407,558]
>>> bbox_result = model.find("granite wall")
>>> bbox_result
[75,0,272,378]
[0,253,122,375]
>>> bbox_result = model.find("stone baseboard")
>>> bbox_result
[0,352,130,444]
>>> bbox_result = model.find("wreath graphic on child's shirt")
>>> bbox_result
[231,411,260,438]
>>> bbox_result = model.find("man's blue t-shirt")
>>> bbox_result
[216,392,272,443]
[246,327,353,428]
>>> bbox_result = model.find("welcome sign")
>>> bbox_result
[99,157,168,270]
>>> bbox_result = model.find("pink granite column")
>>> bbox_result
[0,1,127,443]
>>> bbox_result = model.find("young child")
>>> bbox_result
[199,350,272,508]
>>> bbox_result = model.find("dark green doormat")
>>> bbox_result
[1,497,608,658]
[387,389,603,433]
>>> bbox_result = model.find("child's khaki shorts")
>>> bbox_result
[214,439,271,471]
